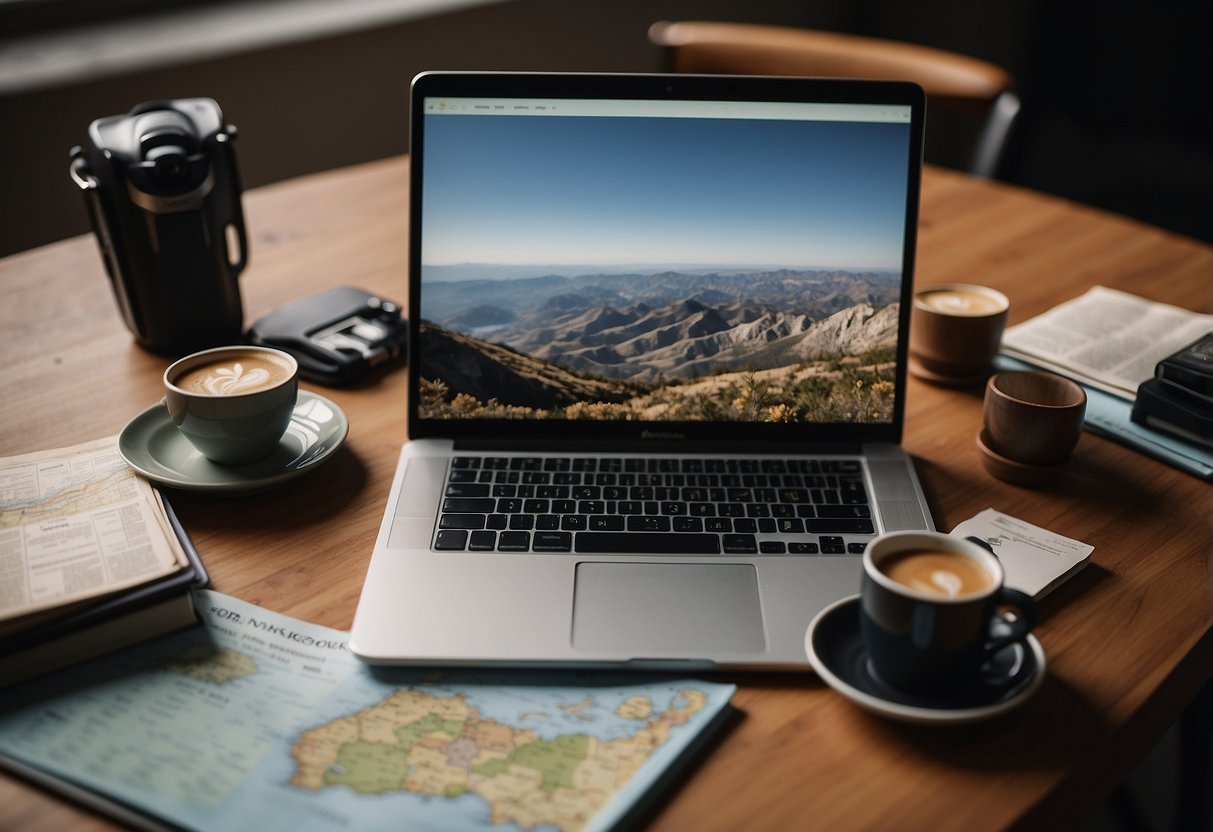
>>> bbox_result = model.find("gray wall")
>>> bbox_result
[0,0,827,256]
[2,0,1210,257]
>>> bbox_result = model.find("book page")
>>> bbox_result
[1001,286,1213,400]
[0,436,186,624]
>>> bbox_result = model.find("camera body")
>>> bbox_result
[1131,332,1213,446]
[70,98,247,354]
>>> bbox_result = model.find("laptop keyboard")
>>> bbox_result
[433,456,874,555]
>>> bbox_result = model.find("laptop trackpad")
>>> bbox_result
[572,562,766,654]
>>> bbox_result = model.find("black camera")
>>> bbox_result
[70,98,247,354]
[1131,332,1213,446]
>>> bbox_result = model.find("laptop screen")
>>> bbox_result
[408,73,923,447]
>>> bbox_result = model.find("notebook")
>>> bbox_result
[350,71,933,669]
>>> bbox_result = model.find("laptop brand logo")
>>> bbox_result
[641,430,686,441]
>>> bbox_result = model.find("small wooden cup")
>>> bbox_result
[909,284,1009,384]
[983,371,1086,466]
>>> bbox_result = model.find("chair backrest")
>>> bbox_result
[649,20,1020,179]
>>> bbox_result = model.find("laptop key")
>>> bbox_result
[805,519,875,534]
[443,498,495,513]
[627,515,671,532]
[468,530,496,551]
[816,505,871,518]
[497,531,530,551]
[589,515,625,531]
[435,529,468,550]
[532,531,573,552]
[445,483,490,498]
[575,532,720,554]
[439,514,486,530]
[673,516,703,532]
[723,534,758,554]
[820,536,846,554]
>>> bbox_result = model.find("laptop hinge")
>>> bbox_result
[452,438,861,455]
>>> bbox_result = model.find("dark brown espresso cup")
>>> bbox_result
[860,532,1035,696]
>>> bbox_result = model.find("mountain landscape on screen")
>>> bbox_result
[419,268,901,423]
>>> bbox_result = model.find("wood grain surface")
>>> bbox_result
[1,157,1210,832]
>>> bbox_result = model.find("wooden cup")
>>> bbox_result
[909,284,1009,382]
[983,371,1087,466]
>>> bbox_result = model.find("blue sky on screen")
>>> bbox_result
[420,114,910,275]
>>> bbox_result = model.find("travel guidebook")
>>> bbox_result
[0,590,735,832]
[417,112,908,426]
[0,437,207,685]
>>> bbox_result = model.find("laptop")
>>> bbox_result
[351,71,933,670]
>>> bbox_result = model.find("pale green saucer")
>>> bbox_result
[118,391,349,493]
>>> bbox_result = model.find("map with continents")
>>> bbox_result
[0,590,735,832]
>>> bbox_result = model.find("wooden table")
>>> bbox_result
[2,157,1211,831]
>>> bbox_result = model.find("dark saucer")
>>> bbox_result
[805,596,1045,724]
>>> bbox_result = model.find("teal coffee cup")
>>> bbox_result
[163,345,298,465]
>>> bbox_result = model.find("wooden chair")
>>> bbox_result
[649,21,1021,179]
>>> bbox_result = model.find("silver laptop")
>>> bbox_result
[351,72,932,670]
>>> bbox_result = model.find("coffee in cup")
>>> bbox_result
[163,346,299,465]
[861,531,1035,696]
[880,549,996,598]
[909,283,1009,384]
[173,351,295,396]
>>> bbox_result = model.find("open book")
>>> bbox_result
[1001,286,1213,401]
[0,436,207,684]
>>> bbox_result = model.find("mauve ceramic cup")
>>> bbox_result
[983,371,1086,466]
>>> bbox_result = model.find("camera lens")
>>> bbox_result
[147,145,188,185]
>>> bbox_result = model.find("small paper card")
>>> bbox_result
[951,508,1095,598]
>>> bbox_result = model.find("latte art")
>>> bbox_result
[173,352,293,396]
[880,550,994,599]
[907,569,964,598]
[199,363,269,394]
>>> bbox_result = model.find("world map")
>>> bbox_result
[291,687,708,831]
[0,590,735,832]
